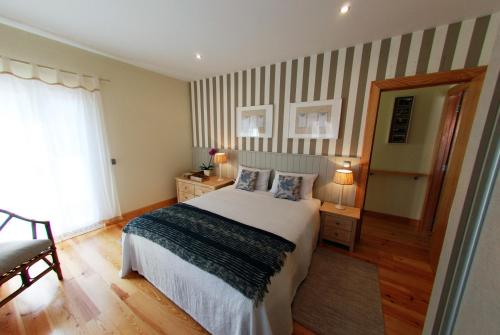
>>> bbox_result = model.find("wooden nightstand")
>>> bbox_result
[175,176,233,202]
[319,202,361,251]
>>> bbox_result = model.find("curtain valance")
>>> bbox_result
[0,56,102,92]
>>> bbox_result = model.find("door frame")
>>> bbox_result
[355,66,487,212]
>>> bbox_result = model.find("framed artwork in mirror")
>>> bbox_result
[388,96,414,143]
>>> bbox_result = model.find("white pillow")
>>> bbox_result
[270,171,318,200]
[235,165,272,191]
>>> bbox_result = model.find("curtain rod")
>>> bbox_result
[1,55,111,83]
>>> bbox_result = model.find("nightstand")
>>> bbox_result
[319,202,361,251]
[175,176,233,202]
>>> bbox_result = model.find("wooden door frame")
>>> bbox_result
[355,66,487,213]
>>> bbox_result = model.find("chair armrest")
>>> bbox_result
[0,209,55,243]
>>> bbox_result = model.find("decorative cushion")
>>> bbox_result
[0,239,52,274]
[235,165,272,191]
[274,175,302,201]
[235,169,259,191]
[270,171,318,200]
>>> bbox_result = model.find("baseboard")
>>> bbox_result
[104,197,177,226]
[363,210,421,227]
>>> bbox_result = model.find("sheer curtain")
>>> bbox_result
[0,59,120,240]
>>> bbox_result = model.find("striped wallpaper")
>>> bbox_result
[190,13,499,157]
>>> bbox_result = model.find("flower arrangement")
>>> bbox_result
[200,148,217,171]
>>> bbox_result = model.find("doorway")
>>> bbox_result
[364,84,458,235]
[356,67,486,270]
[352,67,486,332]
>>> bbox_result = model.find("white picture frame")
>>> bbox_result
[236,104,273,138]
[288,99,342,139]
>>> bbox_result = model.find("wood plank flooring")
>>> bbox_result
[323,213,434,335]
[0,213,433,335]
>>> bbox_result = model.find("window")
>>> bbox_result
[0,67,120,240]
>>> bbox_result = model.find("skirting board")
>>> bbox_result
[364,210,421,227]
[105,197,177,226]
[192,147,359,206]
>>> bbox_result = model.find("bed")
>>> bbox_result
[121,185,320,335]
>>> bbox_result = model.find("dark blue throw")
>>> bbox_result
[123,203,296,304]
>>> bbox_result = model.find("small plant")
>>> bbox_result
[200,148,217,170]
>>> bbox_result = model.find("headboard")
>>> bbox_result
[192,147,360,206]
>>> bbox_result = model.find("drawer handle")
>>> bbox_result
[335,221,340,225]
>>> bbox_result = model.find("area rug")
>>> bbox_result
[292,248,385,335]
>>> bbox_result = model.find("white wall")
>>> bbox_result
[454,176,500,334]
[0,23,193,213]
[424,17,500,334]
[452,26,500,334]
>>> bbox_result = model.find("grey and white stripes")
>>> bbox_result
[190,13,499,156]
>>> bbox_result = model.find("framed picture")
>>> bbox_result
[236,104,273,138]
[388,96,414,143]
[288,99,342,139]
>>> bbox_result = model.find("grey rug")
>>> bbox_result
[292,248,385,335]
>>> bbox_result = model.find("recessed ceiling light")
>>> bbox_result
[195,53,202,60]
[340,4,350,14]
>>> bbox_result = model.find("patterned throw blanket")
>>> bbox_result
[123,203,296,304]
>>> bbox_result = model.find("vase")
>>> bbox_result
[203,169,212,177]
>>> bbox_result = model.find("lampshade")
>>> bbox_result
[334,169,354,185]
[214,152,227,164]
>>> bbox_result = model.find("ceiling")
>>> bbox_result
[0,0,498,81]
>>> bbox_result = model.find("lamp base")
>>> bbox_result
[218,163,224,181]
[336,184,346,210]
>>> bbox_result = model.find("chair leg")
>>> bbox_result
[51,248,63,280]
[20,268,31,286]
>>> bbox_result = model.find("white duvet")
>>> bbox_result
[121,186,320,335]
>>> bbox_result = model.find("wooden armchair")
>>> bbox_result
[0,209,63,307]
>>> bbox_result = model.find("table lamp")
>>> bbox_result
[214,153,227,181]
[333,162,354,210]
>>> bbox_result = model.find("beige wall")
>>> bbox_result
[0,23,192,213]
[365,86,451,219]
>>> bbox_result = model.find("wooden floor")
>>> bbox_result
[0,214,433,335]
[328,214,434,335]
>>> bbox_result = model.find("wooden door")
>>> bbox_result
[429,73,485,272]
[422,84,467,232]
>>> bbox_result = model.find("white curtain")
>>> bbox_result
[0,61,120,240]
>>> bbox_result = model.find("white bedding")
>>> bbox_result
[121,186,320,335]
